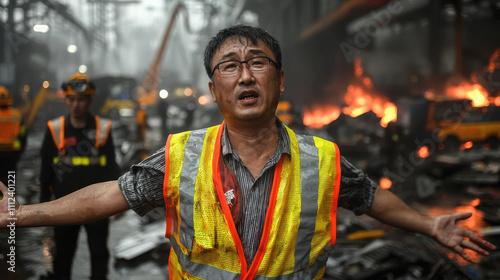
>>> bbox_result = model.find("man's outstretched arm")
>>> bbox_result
[366,185,497,262]
[0,180,130,228]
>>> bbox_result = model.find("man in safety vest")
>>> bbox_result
[1,26,497,279]
[39,72,120,280]
[0,86,27,186]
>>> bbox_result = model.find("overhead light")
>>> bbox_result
[79,65,87,73]
[184,87,193,96]
[33,24,49,33]
[159,89,169,99]
[67,44,77,53]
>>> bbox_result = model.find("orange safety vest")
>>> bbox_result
[0,108,23,151]
[163,122,341,279]
[47,116,112,166]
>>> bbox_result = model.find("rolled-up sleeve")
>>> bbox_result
[338,156,378,216]
[118,147,166,216]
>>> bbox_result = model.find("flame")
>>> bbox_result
[417,146,430,158]
[493,96,500,106]
[303,58,397,129]
[354,58,364,77]
[302,105,341,129]
[442,48,500,106]
[487,49,500,73]
[342,85,397,127]
[445,82,489,107]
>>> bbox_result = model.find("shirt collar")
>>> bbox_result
[221,118,291,158]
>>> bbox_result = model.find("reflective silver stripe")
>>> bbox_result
[50,117,63,148]
[178,128,206,251]
[170,232,240,279]
[293,134,321,272]
[96,117,111,146]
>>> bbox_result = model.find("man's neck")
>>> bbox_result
[69,114,89,129]
[225,118,280,178]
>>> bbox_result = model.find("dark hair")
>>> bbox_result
[204,25,282,78]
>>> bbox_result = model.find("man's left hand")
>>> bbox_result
[431,212,497,262]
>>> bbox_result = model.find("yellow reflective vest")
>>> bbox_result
[163,122,341,279]
[47,115,111,166]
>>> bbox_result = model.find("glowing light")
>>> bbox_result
[184,87,193,97]
[79,65,87,73]
[33,24,49,33]
[303,105,341,129]
[43,81,50,88]
[159,89,169,99]
[198,95,211,106]
[460,141,473,150]
[67,45,77,53]
[424,91,435,100]
[417,146,430,158]
[379,177,392,189]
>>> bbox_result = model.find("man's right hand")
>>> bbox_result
[0,181,21,229]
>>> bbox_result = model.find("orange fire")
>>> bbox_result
[303,58,397,129]
[445,82,489,107]
[342,84,397,127]
[302,105,341,129]
[492,96,500,106]
[442,48,500,107]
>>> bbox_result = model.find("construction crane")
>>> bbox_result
[137,3,183,107]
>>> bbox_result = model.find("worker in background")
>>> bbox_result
[39,73,120,280]
[1,26,497,279]
[0,86,27,186]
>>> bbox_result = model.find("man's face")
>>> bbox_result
[64,95,91,118]
[208,37,285,124]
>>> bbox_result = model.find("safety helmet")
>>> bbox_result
[61,73,96,96]
[0,86,13,106]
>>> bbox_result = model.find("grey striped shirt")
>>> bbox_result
[118,121,377,266]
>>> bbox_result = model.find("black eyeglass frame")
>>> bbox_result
[210,56,278,78]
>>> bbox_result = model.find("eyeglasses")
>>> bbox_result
[210,56,277,78]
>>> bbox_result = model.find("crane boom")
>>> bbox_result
[138,3,183,106]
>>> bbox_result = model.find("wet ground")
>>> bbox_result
[1,115,499,280]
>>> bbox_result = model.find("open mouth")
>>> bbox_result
[238,91,258,100]
[239,94,257,100]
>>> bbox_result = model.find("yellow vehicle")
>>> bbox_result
[437,106,500,149]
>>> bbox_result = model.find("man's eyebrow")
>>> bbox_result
[219,49,267,61]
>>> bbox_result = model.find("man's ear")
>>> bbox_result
[279,70,285,95]
[209,80,217,102]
